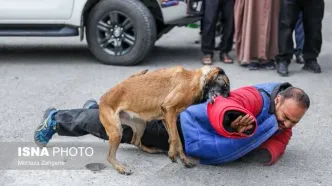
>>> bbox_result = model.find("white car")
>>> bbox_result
[0,0,202,65]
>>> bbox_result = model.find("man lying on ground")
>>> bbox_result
[34,82,310,166]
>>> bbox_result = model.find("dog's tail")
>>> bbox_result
[128,69,148,78]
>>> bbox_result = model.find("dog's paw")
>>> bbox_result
[116,165,133,175]
[182,158,196,168]
[168,154,178,163]
[169,156,178,163]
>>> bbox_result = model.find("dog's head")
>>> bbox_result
[202,66,230,102]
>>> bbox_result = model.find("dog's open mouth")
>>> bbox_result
[208,84,230,100]
[222,91,230,97]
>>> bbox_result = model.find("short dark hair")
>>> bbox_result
[278,87,310,109]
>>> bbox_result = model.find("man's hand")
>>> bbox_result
[240,148,271,164]
[230,114,255,133]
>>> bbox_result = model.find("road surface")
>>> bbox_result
[1,2,332,185]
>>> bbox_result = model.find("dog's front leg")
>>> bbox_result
[161,84,197,167]
[163,109,196,168]
[177,137,196,168]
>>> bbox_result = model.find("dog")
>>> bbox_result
[98,65,230,175]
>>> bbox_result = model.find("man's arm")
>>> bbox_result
[240,128,292,165]
[258,128,293,165]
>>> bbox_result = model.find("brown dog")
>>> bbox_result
[98,65,230,175]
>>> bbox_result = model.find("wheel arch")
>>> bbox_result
[81,0,163,28]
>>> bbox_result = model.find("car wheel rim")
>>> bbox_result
[96,11,136,56]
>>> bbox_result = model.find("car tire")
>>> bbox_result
[86,0,156,66]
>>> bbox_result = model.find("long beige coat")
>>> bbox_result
[234,0,280,64]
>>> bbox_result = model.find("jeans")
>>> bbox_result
[294,12,304,56]
[54,108,181,151]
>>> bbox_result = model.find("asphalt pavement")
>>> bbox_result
[1,2,332,186]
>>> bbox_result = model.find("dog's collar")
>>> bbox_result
[201,69,215,99]
[202,69,214,86]
[193,70,213,104]
[193,69,219,104]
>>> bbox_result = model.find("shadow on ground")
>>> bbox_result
[0,43,203,66]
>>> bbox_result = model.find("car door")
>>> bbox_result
[0,0,75,20]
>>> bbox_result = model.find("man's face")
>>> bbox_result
[274,95,307,130]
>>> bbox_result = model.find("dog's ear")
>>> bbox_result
[205,67,226,82]
[220,69,230,88]
[217,67,229,86]
[216,67,226,75]
[204,67,220,84]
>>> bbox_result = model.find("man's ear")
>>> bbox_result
[275,95,282,106]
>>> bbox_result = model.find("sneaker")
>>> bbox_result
[276,60,290,76]
[261,61,276,70]
[248,62,259,70]
[302,60,321,73]
[83,99,98,109]
[295,53,305,64]
[34,108,57,147]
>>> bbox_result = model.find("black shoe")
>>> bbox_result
[248,62,259,70]
[303,60,321,73]
[276,60,289,76]
[261,61,276,70]
[295,53,305,64]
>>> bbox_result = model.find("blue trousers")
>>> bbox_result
[294,12,304,56]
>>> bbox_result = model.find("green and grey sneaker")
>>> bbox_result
[34,108,57,147]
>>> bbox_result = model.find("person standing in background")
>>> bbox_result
[276,0,325,76]
[201,0,235,65]
[234,0,279,70]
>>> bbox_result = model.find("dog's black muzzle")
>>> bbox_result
[206,77,230,104]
